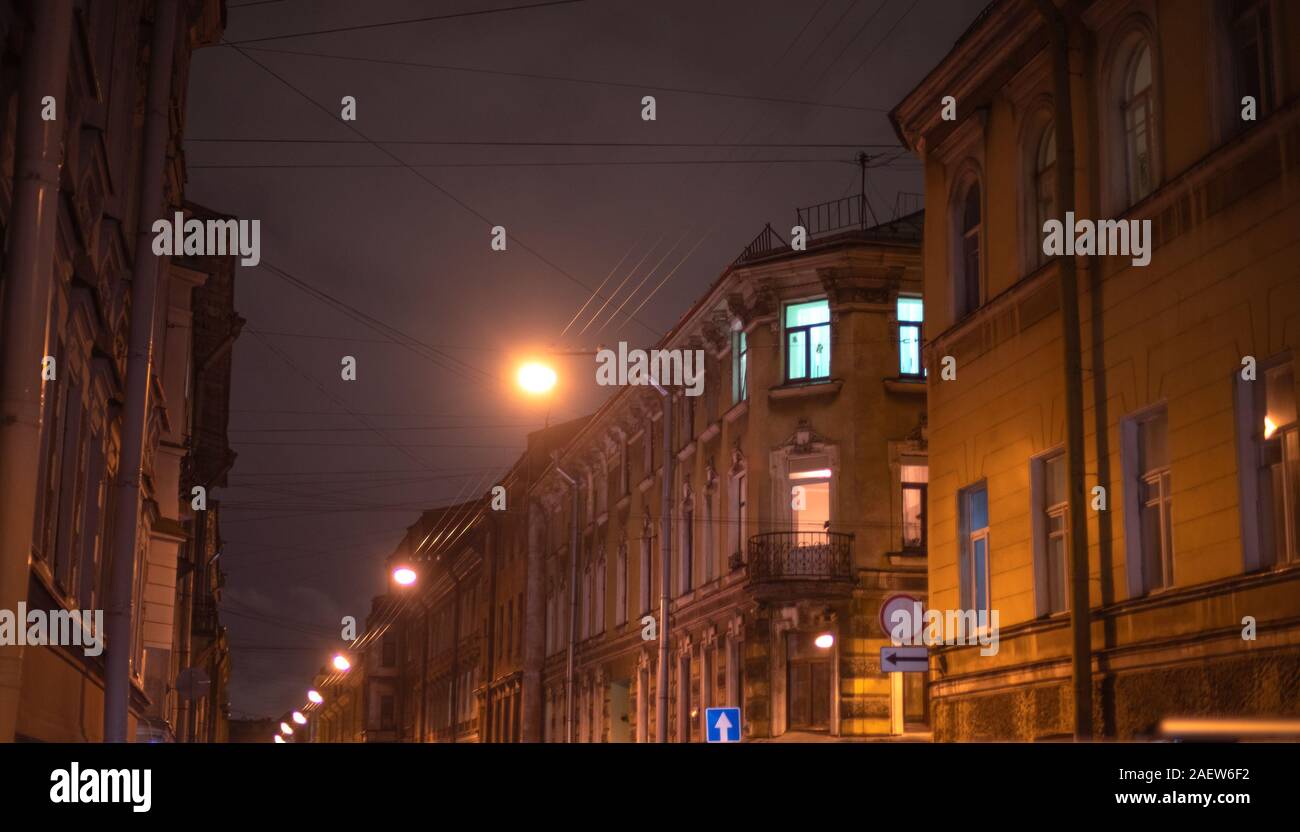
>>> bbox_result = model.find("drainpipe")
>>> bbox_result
[651,383,673,743]
[104,0,181,743]
[1036,0,1093,739]
[554,466,579,743]
[0,0,75,744]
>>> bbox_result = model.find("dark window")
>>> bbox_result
[960,185,982,316]
[1231,0,1274,116]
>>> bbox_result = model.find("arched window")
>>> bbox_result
[1122,41,1155,205]
[1034,125,1057,266]
[959,182,982,316]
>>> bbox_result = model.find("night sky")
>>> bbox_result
[183,0,988,719]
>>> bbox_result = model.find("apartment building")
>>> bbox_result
[323,204,929,742]
[529,209,927,741]
[0,0,235,742]
[890,0,1300,739]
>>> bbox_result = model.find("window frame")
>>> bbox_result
[783,298,832,383]
[897,295,925,378]
[958,482,990,616]
[732,328,748,403]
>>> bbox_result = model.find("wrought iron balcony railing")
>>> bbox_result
[747,531,854,582]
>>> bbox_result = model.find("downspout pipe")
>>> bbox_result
[104,0,181,743]
[1036,0,1093,739]
[0,0,75,743]
[554,466,579,743]
[651,381,672,743]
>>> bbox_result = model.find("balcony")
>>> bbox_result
[746,531,854,599]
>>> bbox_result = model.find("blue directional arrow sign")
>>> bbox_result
[705,707,741,743]
[880,646,929,673]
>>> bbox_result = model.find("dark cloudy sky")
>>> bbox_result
[183,0,987,720]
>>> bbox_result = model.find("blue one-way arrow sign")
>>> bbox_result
[706,707,741,743]
[880,646,929,673]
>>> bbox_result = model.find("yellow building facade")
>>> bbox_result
[891,0,1300,739]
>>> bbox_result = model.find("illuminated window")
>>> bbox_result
[785,299,831,382]
[1247,359,1299,567]
[898,296,924,377]
[901,462,928,552]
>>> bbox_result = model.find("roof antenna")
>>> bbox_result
[857,151,880,229]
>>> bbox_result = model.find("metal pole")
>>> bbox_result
[1036,0,1093,739]
[105,0,180,743]
[653,384,673,742]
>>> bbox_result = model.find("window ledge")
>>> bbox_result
[887,551,928,568]
[638,475,654,493]
[723,399,749,423]
[676,442,696,462]
[698,421,721,443]
[884,377,927,395]
[768,378,842,400]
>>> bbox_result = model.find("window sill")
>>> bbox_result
[887,551,928,568]
[768,378,842,400]
[884,376,926,395]
[638,475,654,493]
[723,399,749,423]
[698,421,721,443]
[676,442,696,462]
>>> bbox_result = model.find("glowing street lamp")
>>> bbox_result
[517,361,557,395]
[332,654,352,672]
[392,565,417,586]
[307,689,323,704]
[274,735,285,743]
[814,633,835,650]
[292,711,307,725]
[280,722,293,735]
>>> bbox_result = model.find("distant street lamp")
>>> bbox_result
[292,711,307,725]
[274,735,285,743]
[307,690,324,704]
[280,722,293,735]
[392,565,417,586]
[517,361,557,395]
[332,654,352,672]
[814,633,834,650]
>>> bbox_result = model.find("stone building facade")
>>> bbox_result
[890,0,1300,739]
[0,0,236,742]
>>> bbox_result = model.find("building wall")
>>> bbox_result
[528,220,928,742]
[0,0,230,742]
[892,0,1300,740]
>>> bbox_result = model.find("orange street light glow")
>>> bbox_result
[814,633,835,649]
[517,361,557,395]
[393,566,417,586]
[292,711,307,725]
[274,735,285,743]
[307,690,323,704]
[280,722,293,735]
[332,654,351,672]
[1264,416,1278,439]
